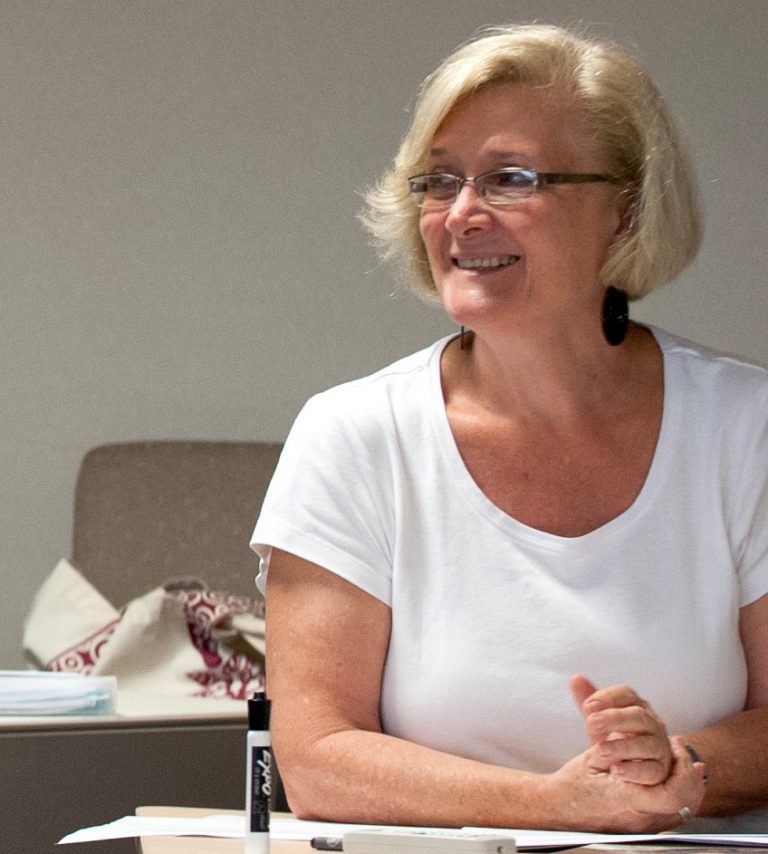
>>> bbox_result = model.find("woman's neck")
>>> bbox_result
[442,322,660,426]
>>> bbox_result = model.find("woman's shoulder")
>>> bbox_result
[652,326,768,404]
[302,335,450,418]
[288,335,452,443]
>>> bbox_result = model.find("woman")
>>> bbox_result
[251,25,768,832]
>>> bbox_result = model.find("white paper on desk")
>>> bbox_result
[58,814,245,843]
[465,829,768,849]
[58,814,768,848]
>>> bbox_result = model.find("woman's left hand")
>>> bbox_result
[571,675,674,785]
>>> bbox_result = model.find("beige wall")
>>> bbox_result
[1,0,766,666]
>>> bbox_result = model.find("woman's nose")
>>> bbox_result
[445,183,490,231]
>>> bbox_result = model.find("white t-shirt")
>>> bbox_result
[252,327,768,830]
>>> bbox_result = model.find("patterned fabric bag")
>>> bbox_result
[23,558,265,701]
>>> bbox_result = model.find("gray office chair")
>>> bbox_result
[72,440,283,606]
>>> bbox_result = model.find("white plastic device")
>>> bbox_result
[342,830,516,854]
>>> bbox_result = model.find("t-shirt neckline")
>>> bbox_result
[427,327,675,547]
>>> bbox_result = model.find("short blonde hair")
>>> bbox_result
[361,24,701,301]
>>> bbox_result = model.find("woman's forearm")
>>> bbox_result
[277,726,551,829]
[682,706,768,815]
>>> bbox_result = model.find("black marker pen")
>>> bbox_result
[245,691,272,854]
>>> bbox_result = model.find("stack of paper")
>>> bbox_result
[0,670,117,715]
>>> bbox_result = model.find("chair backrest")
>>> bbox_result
[71,440,282,607]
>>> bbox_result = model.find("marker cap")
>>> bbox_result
[248,691,271,730]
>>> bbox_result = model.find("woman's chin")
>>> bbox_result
[438,285,521,330]
[437,266,524,309]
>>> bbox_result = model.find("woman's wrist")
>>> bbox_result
[483,767,557,830]
[519,768,572,830]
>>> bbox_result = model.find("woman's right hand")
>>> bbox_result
[548,735,706,832]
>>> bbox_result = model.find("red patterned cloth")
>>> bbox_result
[47,619,121,675]
[46,586,265,700]
[170,587,265,700]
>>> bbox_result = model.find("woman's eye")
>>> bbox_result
[424,175,457,195]
[493,170,531,187]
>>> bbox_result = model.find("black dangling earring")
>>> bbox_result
[602,286,629,346]
[460,326,468,349]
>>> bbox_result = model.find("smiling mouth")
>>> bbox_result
[454,254,520,270]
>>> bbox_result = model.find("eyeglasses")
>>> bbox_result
[407,167,616,209]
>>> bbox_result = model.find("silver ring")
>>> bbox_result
[678,806,692,820]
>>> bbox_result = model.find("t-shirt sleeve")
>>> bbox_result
[734,378,768,607]
[250,391,394,605]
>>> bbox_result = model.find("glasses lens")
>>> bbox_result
[408,174,458,208]
[480,169,537,203]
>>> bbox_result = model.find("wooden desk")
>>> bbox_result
[137,807,309,854]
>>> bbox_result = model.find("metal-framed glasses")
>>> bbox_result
[407,167,616,209]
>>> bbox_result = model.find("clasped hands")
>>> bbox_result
[553,674,708,832]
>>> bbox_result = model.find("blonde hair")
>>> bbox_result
[361,24,701,301]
